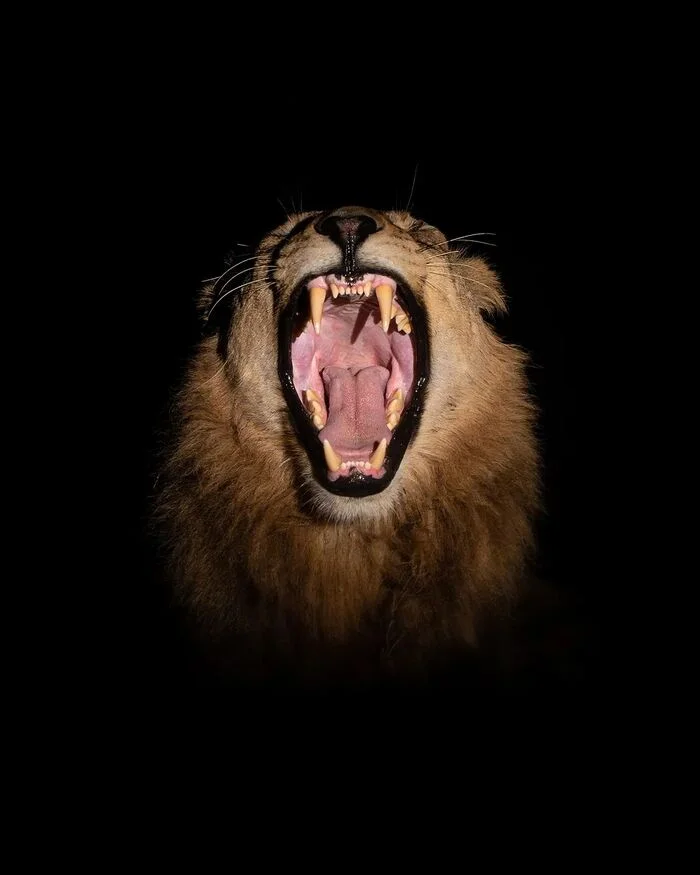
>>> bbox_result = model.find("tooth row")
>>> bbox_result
[391,300,412,335]
[310,284,412,336]
[330,281,373,299]
[305,388,326,429]
[385,388,404,431]
[323,438,387,473]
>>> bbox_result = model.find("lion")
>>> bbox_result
[155,207,541,690]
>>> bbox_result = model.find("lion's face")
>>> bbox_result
[205,207,506,521]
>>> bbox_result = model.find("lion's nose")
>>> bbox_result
[315,210,379,249]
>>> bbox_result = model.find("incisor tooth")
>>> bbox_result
[375,284,393,333]
[310,286,326,334]
[364,281,372,295]
[369,438,387,469]
[331,283,339,299]
[323,440,342,472]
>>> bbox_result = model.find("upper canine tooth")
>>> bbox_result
[323,439,342,472]
[375,285,393,333]
[369,438,387,470]
[310,286,326,335]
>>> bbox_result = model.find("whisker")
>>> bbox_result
[208,255,261,283]
[195,352,233,389]
[207,279,264,318]
[209,265,256,294]
[406,162,419,212]
[447,232,497,239]
[277,198,292,221]
[422,250,457,260]
[419,232,497,253]
[428,270,501,294]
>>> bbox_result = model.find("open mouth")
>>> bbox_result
[278,270,429,496]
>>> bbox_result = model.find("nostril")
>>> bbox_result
[315,214,339,238]
[315,212,379,248]
[354,215,379,239]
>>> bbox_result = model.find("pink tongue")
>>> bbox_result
[320,366,390,455]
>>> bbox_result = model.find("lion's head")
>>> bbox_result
[201,207,529,525]
[158,208,539,684]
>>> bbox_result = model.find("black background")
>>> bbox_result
[117,139,606,701]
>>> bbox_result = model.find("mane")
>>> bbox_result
[155,209,541,687]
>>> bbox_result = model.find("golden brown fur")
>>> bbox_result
[156,210,540,688]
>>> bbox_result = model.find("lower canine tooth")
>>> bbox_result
[323,440,342,472]
[310,286,326,334]
[369,438,387,469]
[375,285,393,333]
